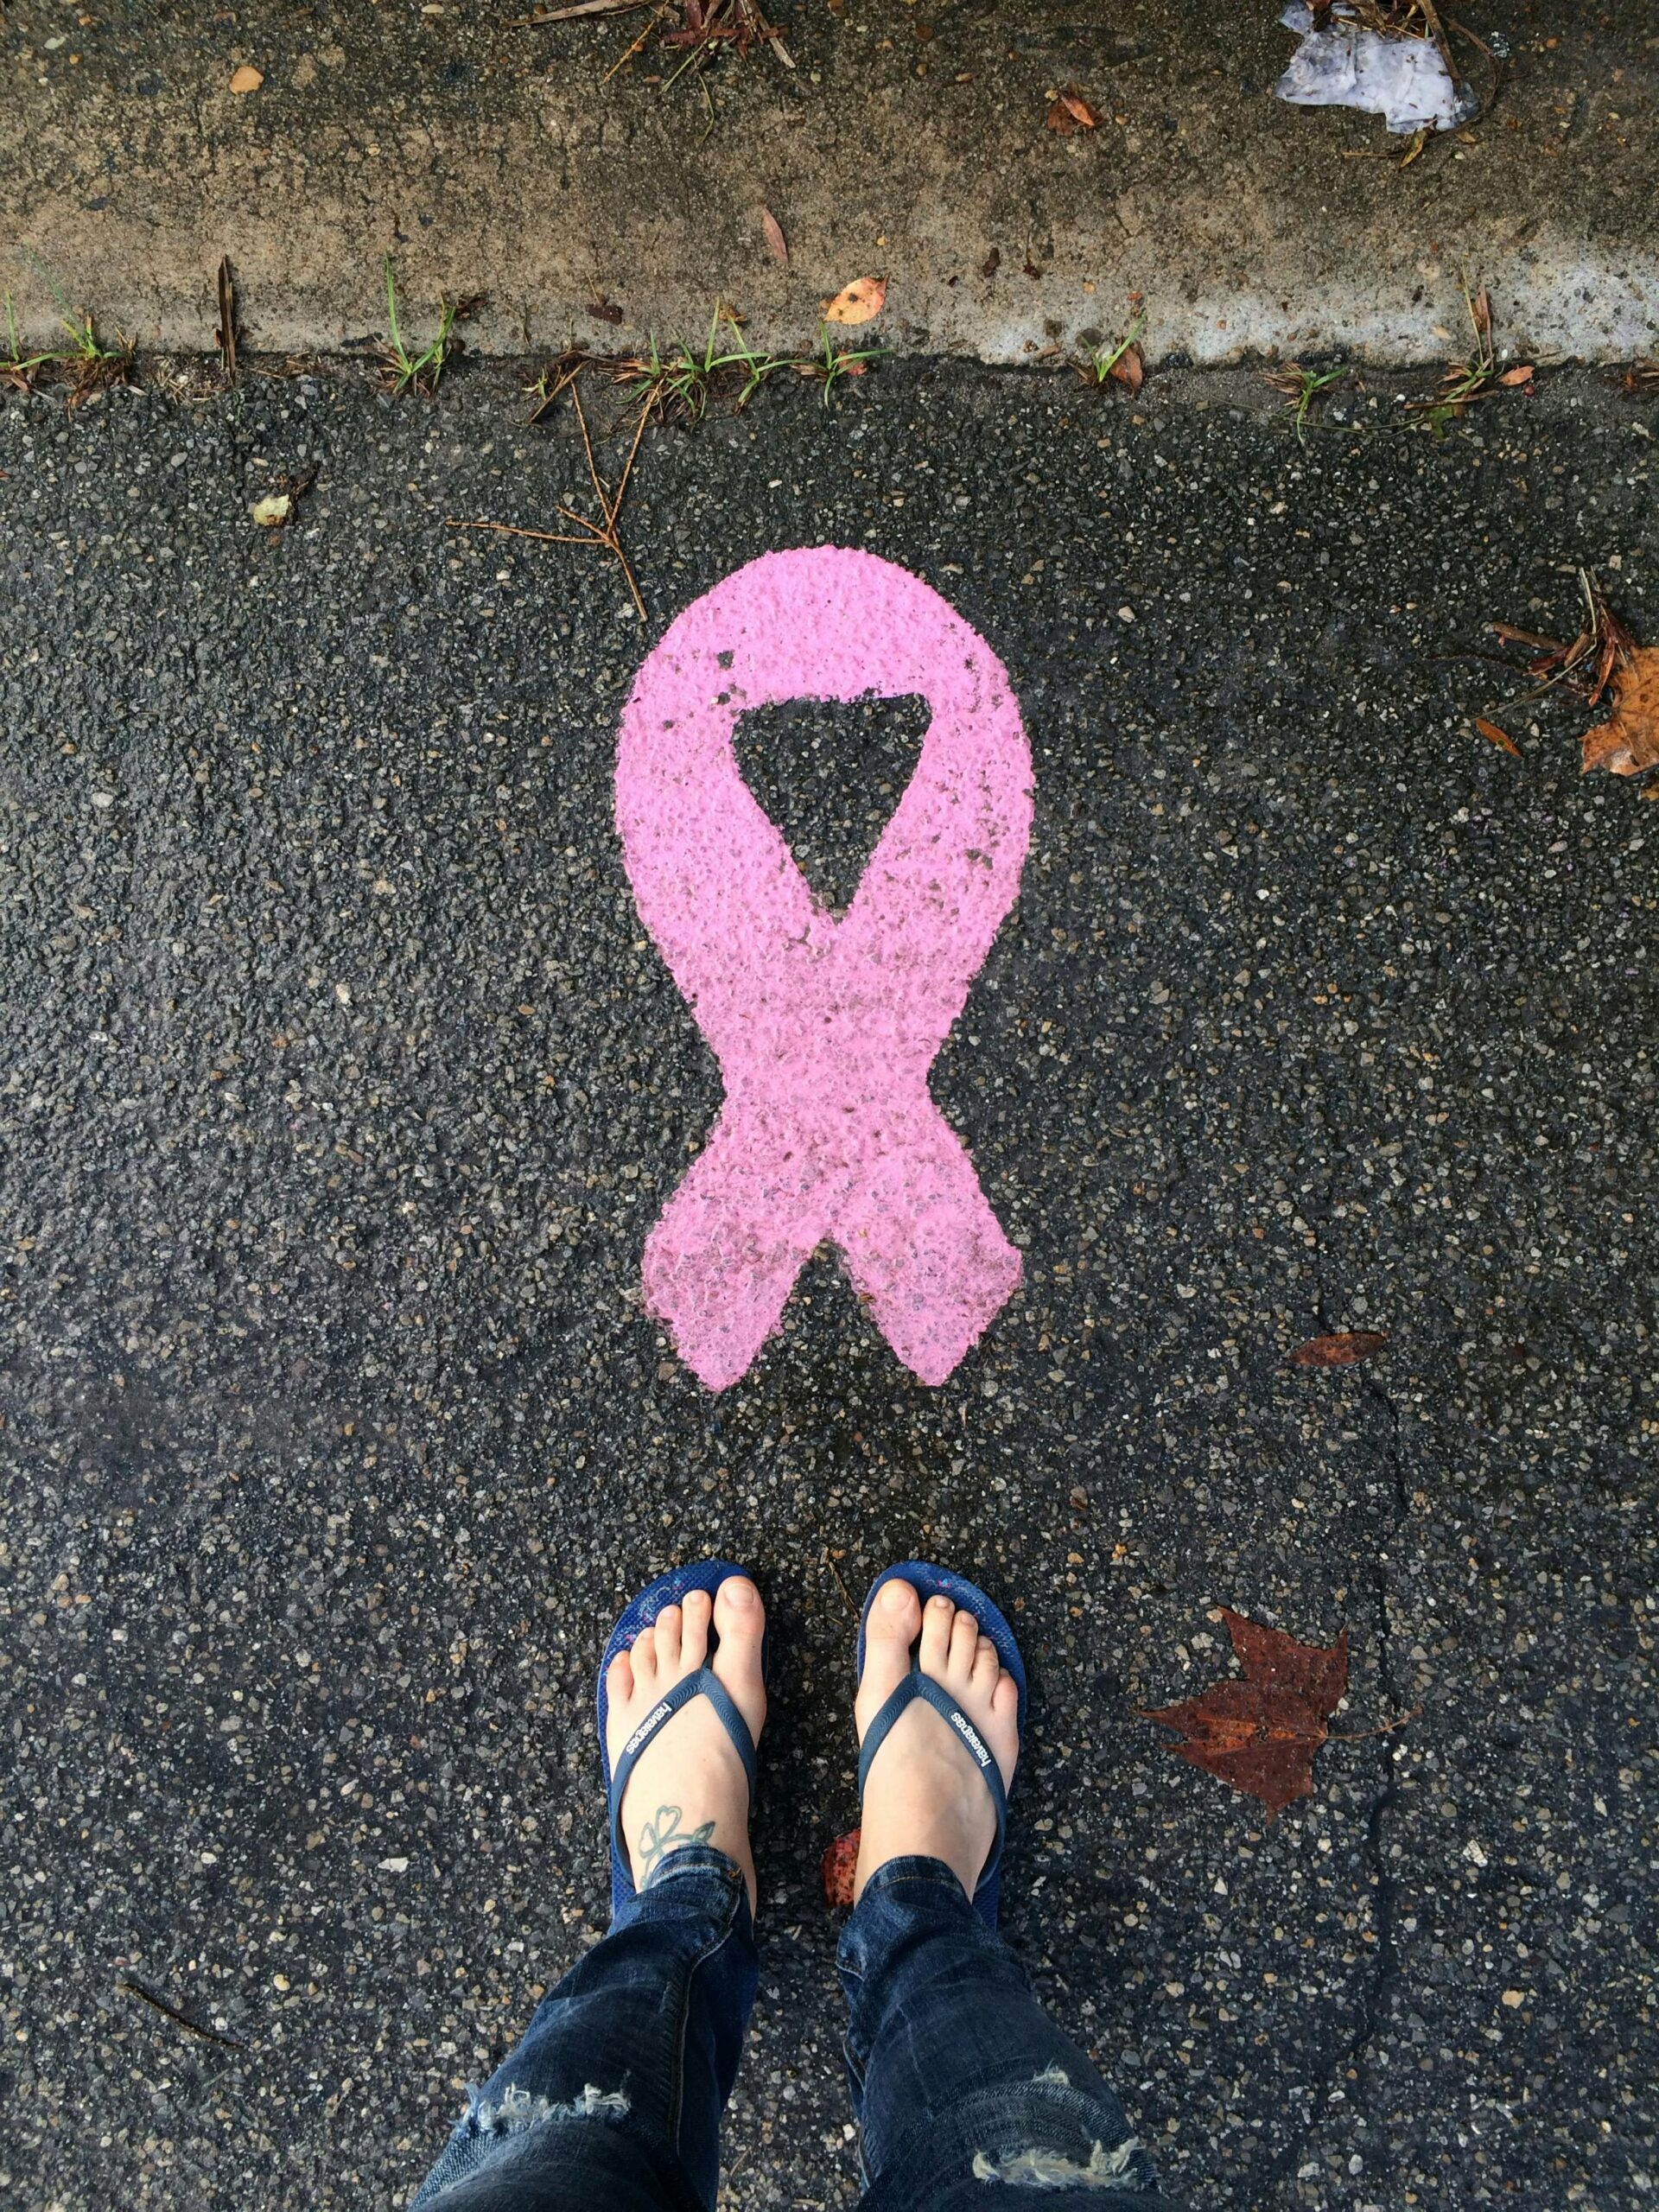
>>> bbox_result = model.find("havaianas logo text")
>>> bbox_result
[950,1710,992,1766]
[623,1700,672,1760]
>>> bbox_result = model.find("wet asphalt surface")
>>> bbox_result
[1,359,1656,2212]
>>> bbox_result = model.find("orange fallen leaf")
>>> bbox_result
[1580,645,1659,778]
[760,207,788,266]
[821,1827,860,1907]
[1289,1332,1389,1368]
[1473,715,1521,757]
[823,276,886,327]
[1498,365,1535,387]
[229,63,264,93]
[1046,82,1100,133]
[1110,342,1144,392]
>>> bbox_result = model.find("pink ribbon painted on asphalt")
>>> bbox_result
[615,545,1033,1390]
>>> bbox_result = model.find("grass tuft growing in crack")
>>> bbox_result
[528,303,883,429]
[497,296,882,623]
[1081,308,1146,391]
[3,256,135,405]
[377,257,480,397]
[798,321,885,406]
[1261,361,1350,443]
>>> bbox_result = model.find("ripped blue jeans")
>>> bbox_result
[412,1847,1183,2211]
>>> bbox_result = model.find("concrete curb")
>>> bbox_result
[5,0,1656,365]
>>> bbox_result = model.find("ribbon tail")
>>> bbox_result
[833,1100,1022,1387]
[642,1117,824,1392]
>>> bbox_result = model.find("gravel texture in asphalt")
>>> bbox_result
[1,359,1656,2212]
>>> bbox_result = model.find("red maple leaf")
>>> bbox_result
[1142,1610,1350,1821]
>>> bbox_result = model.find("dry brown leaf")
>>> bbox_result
[823,276,887,327]
[229,63,264,93]
[1473,715,1520,757]
[1143,1611,1350,1821]
[1290,1331,1389,1368]
[1498,365,1535,387]
[1580,646,1659,778]
[760,207,789,266]
[1046,82,1099,132]
[1110,343,1144,392]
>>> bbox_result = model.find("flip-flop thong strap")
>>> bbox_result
[857,1666,1008,1891]
[608,1667,757,1877]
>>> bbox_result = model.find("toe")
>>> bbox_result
[629,1621,658,1684]
[988,1671,1021,1788]
[653,1603,683,1673]
[713,1574,765,1652]
[607,1649,633,1706]
[948,1605,980,1681]
[918,1592,955,1680]
[971,1636,1000,1690]
[856,1575,921,1733]
[711,1576,767,1739]
[681,1587,713,1669]
[868,1574,921,1651]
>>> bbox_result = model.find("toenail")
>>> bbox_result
[725,1580,757,1608]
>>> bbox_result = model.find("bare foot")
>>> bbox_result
[854,1580,1020,1904]
[603,1577,767,1913]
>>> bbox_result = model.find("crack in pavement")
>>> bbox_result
[1257,1279,1412,2203]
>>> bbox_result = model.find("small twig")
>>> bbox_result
[695,67,717,137]
[605,386,651,530]
[447,380,646,620]
[1415,0,1456,83]
[822,1548,856,1619]
[604,0,673,80]
[660,26,713,90]
[214,257,238,384]
[514,0,647,21]
[1329,1704,1422,1744]
[118,1978,248,2051]
[448,517,607,550]
[1491,621,1568,652]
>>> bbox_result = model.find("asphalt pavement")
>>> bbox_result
[1,358,1656,2212]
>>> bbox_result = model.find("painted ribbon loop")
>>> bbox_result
[615,545,1033,1389]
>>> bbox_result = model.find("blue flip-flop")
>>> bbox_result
[856,1561,1027,1929]
[596,1558,766,1916]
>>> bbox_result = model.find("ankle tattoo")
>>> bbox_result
[637,1802,716,1879]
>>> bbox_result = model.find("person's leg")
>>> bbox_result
[839,1581,1183,2210]
[412,1578,768,2212]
